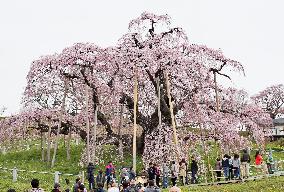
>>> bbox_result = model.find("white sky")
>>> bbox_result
[0,0,283,115]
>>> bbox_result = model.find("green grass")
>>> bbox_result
[161,176,284,192]
[0,139,144,191]
[1,138,284,191]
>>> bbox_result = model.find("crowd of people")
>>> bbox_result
[6,149,275,192]
[215,149,274,181]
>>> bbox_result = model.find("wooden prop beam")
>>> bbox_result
[85,84,90,164]
[133,68,138,172]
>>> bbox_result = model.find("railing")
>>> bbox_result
[0,166,85,184]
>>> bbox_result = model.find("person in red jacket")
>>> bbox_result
[255,151,263,174]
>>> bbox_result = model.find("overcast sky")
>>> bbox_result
[0,0,283,115]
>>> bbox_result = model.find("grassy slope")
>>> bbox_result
[0,140,143,191]
[0,139,284,191]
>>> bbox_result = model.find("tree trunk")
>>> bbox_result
[51,80,68,167]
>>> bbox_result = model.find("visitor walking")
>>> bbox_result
[215,158,222,181]
[240,149,250,179]
[179,158,187,185]
[170,161,178,186]
[190,157,198,184]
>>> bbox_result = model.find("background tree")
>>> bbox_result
[252,84,284,119]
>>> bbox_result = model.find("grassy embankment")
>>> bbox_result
[0,138,284,191]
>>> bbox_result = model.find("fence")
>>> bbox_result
[0,166,85,186]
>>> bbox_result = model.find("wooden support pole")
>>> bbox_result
[118,104,124,160]
[133,68,138,173]
[165,72,179,159]
[157,78,162,127]
[214,72,220,112]
[214,72,220,158]
[92,104,98,161]
[85,85,90,164]
[47,121,52,163]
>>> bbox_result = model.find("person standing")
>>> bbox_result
[179,159,187,185]
[144,180,160,192]
[73,178,81,192]
[121,167,130,184]
[255,150,263,174]
[190,157,198,184]
[52,183,61,192]
[232,154,240,179]
[215,158,222,182]
[107,181,120,192]
[222,154,230,181]
[240,149,250,179]
[97,182,106,192]
[96,170,106,188]
[162,162,169,189]
[29,179,45,192]
[228,155,234,180]
[266,151,274,174]
[170,161,178,186]
[106,161,115,187]
[87,162,95,190]
[147,162,156,181]
[154,164,161,187]
[129,166,136,181]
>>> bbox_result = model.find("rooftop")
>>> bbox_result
[273,118,284,126]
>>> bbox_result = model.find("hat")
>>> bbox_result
[54,182,60,188]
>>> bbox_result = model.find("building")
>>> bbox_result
[267,118,284,140]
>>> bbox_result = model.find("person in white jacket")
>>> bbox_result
[170,161,178,186]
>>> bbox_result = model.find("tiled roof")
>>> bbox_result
[273,118,284,126]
